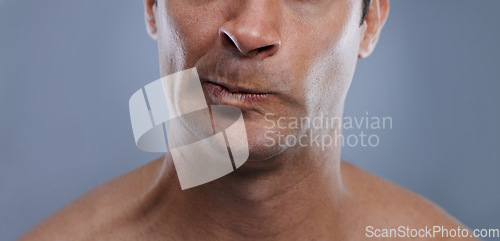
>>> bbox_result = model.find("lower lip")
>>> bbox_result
[203,82,270,106]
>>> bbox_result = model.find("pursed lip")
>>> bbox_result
[201,77,272,107]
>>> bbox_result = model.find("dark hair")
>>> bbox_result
[361,0,371,25]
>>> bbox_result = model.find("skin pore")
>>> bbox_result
[19,0,479,240]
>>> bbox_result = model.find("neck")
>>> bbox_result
[141,138,347,240]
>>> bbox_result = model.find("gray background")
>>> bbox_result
[1,0,499,240]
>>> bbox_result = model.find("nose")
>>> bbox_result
[219,3,281,59]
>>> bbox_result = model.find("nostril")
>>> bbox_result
[220,31,236,49]
[257,41,281,57]
[259,45,274,52]
[219,25,281,58]
[245,44,278,58]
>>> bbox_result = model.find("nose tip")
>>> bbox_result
[219,24,281,58]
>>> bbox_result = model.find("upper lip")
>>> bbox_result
[200,77,271,95]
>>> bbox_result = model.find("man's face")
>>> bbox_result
[147,0,374,161]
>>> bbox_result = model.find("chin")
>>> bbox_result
[242,121,295,163]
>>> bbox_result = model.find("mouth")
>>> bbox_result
[201,78,272,107]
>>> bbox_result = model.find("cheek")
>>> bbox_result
[157,2,223,74]
[293,17,360,115]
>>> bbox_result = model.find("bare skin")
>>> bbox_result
[20,0,478,240]
[19,156,475,241]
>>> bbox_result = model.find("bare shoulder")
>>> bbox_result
[18,156,166,241]
[340,161,479,241]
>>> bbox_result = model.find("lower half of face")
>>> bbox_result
[155,0,362,162]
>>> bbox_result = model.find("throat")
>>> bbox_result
[141,149,346,240]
